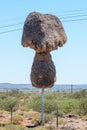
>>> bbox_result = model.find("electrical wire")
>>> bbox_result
[0,22,23,29]
[0,12,87,29]
[1,11,87,29]
[60,14,87,19]
[0,28,22,35]
[62,18,87,22]
[57,8,87,14]
[0,10,87,35]
[1,17,87,35]
[54,8,87,16]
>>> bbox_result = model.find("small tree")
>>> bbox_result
[2,97,19,123]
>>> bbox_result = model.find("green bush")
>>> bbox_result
[12,115,23,125]
[46,125,55,130]
[1,124,28,130]
[27,94,57,114]
[27,94,41,112]
[0,94,7,100]
[45,114,54,123]
[58,117,67,125]
[45,99,57,113]
[31,112,41,125]
[71,90,87,99]
[35,126,47,130]
[77,98,87,116]
[52,110,65,117]
[45,92,58,100]
[58,99,78,114]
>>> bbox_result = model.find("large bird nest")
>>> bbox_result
[22,12,67,53]
[31,52,56,88]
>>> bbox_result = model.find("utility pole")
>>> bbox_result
[71,84,73,94]
[41,88,45,125]
[56,105,58,128]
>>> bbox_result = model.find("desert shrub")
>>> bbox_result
[44,99,57,113]
[7,89,23,98]
[12,115,23,125]
[1,124,28,130]
[61,126,76,130]
[27,94,41,112]
[72,90,87,99]
[78,90,87,98]
[58,117,67,125]
[27,94,57,114]
[0,93,7,100]
[35,126,47,130]
[45,92,58,100]
[19,105,28,111]
[17,110,31,119]
[52,110,65,117]
[29,112,54,124]
[77,98,87,116]
[17,110,25,116]
[46,125,55,130]
[58,99,77,114]
[31,112,41,125]
[0,110,9,114]
[45,114,54,123]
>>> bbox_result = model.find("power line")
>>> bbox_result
[0,13,87,29]
[62,18,87,22]
[58,8,87,14]
[0,28,22,35]
[60,14,87,19]
[54,8,87,16]
[0,16,87,35]
[52,9,87,18]
[0,8,87,24]
[0,22,23,29]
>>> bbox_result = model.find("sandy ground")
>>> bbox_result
[58,117,87,130]
[22,115,87,130]
[0,113,87,130]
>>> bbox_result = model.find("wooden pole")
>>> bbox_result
[41,88,45,125]
[71,84,73,94]
[56,105,58,128]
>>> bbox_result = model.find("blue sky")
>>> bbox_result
[0,0,87,85]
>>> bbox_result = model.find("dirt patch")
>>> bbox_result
[0,114,10,124]
[59,117,87,130]
[0,113,87,130]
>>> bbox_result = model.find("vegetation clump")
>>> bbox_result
[0,90,87,129]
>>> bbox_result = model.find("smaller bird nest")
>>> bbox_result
[22,12,67,53]
[31,52,56,88]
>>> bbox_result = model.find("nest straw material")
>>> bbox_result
[31,52,56,88]
[22,12,67,53]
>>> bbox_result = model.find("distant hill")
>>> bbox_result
[0,83,33,90]
[0,83,87,90]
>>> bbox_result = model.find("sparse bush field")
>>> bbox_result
[0,89,87,130]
